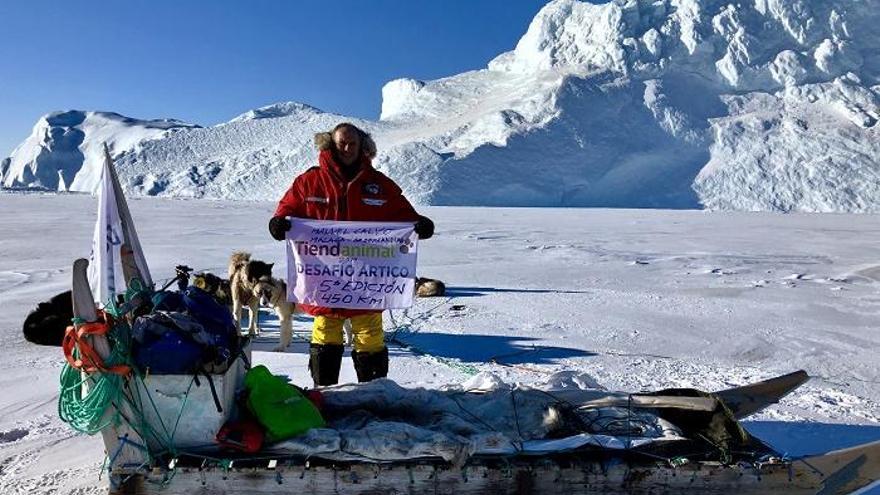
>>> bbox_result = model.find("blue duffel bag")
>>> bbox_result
[182,286,239,372]
[132,330,205,375]
[183,286,235,335]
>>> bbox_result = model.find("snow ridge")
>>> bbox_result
[1,111,196,193]
[2,0,879,211]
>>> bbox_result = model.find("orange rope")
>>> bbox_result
[62,311,131,376]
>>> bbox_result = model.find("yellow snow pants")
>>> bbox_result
[312,313,385,353]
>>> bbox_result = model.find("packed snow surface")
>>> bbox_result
[1,194,879,493]
[3,0,879,211]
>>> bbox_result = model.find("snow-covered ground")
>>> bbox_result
[0,193,879,493]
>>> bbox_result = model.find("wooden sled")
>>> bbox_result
[105,370,880,495]
[109,438,880,494]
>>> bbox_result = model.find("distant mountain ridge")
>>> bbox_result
[3,0,879,211]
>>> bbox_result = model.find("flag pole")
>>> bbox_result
[102,143,153,290]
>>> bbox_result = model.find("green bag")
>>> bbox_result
[244,365,325,442]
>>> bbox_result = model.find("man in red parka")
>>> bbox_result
[268,122,434,386]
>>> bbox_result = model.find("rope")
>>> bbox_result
[57,273,261,486]
[510,389,525,451]
[58,354,124,435]
[104,277,152,319]
[386,303,481,377]
[489,347,558,376]
[166,376,197,451]
[123,369,181,458]
[58,311,134,434]
[387,336,481,376]
[57,277,175,456]
[386,298,452,341]
[62,313,131,376]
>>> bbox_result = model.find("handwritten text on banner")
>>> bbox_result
[285,218,418,310]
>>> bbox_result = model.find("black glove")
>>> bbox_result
[268,216,291,241]
[414,215,434,240]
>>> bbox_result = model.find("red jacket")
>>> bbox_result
[274,149,420,317]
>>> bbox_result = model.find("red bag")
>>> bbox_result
[216,419,264,453]
[305,389,325,412]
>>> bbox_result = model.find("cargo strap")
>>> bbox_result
[194,371,223,413]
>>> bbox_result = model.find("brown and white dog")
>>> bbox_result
[229,252,271,336]
[229,252,301,351]
[230,252,443,349]
[252,276,301,351]
[415,277,446,297]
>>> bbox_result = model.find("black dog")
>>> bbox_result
[192,272,232,306]
[22,290,73,346]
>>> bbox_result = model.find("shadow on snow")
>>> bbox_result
[247,320,593,367]
[388,331,594,365]
[742,420,880,457]
[445,286,592,298]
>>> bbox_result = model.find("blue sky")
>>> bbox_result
[0,1,548,156]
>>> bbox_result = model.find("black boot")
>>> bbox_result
[309,344,344,386]
[351,347,389,383]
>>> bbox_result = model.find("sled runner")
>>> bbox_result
[107,445,880,495]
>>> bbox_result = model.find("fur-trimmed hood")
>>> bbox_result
[314,127,377,159]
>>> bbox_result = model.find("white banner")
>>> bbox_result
[87,146,152,306]
[285,218,418,310]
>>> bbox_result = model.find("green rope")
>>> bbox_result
[58,357,123,434]
[95,277,190,459]
[121,372,174,458]
[166,376,197,451]
[104,277,151,319]
[57,280,139,436]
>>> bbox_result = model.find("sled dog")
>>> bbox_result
[191,272,232,305]
[22,290,72,346]
[251,275,302,352]
[415,277,446,297]
[228,251,275,337]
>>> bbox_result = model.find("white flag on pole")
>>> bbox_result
[87,145,152,306]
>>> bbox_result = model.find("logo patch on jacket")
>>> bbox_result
[306,196,329,204]
[363,183,381,195]
[362,198,387,206]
